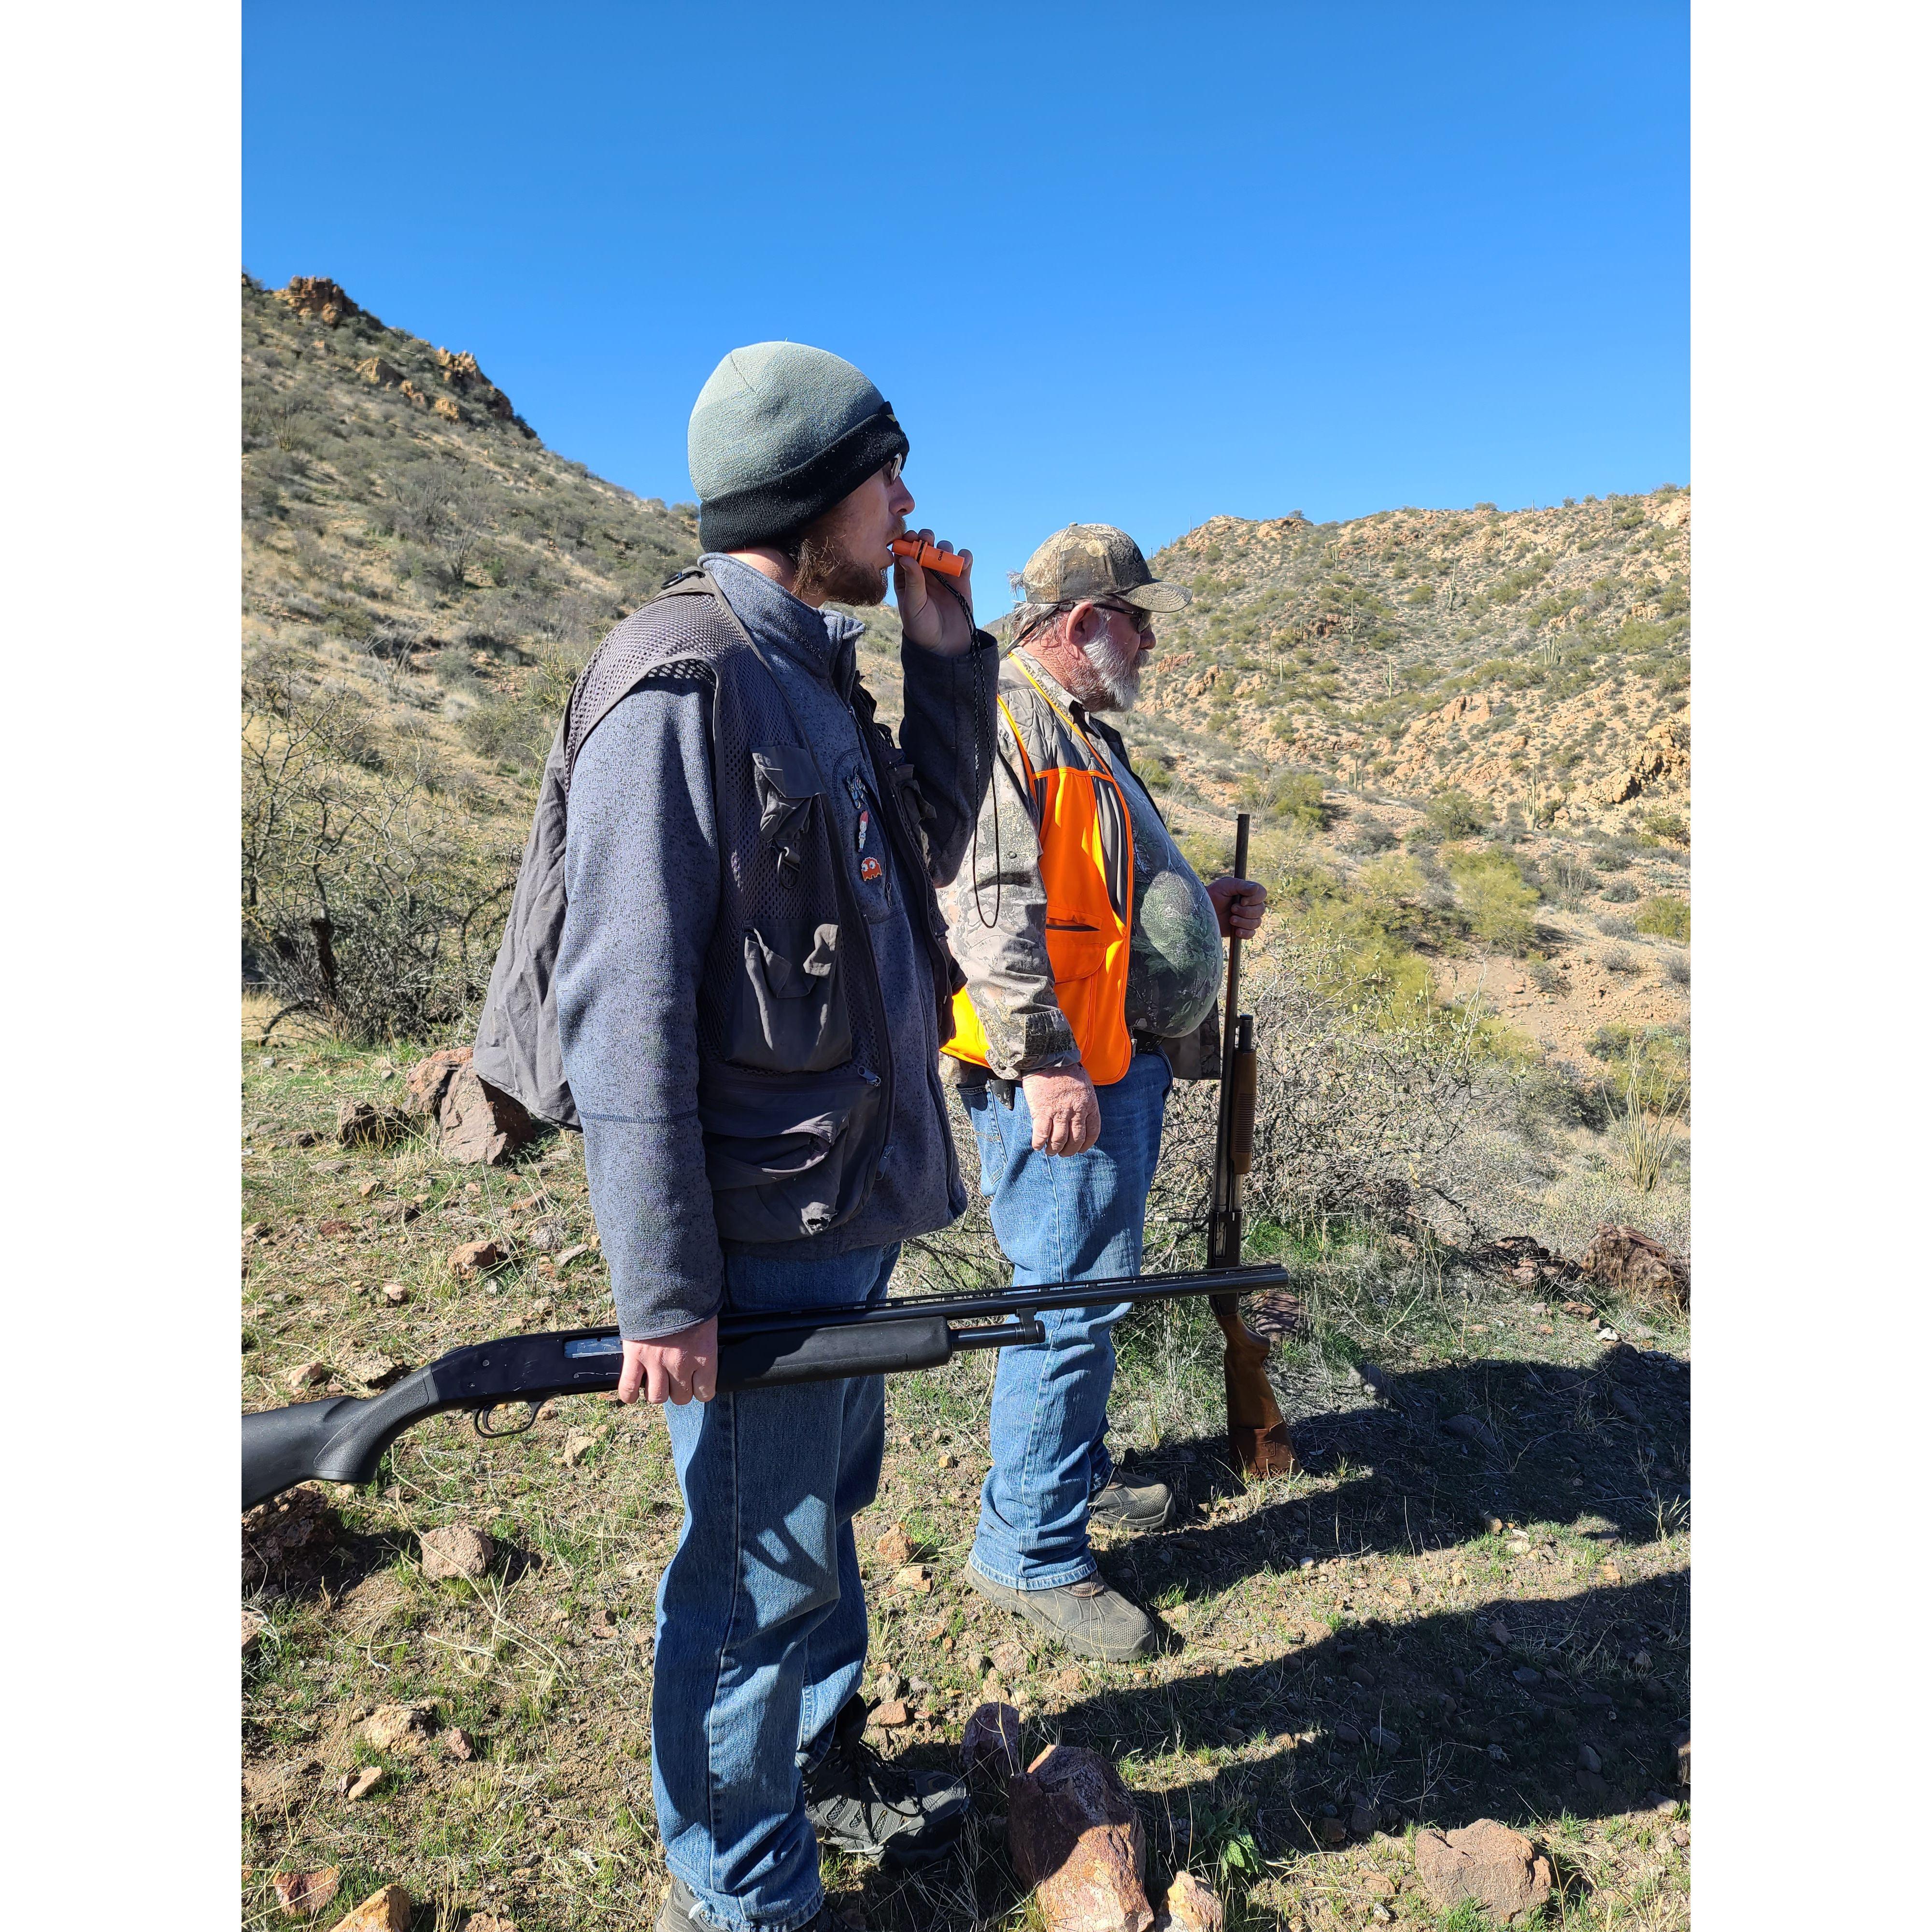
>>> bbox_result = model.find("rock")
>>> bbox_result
[1512,1667,1541,1685]
[561,1431,597,1466]
[874,1525,917,1566]
[1008,1743,1151,1932]
[586,1606,617,1638]
[276,276,360,326]
[1362,1874,1396,1900]
[444,1727,475,1761]
[272,1867,341,1918]
[327,1885,412,1931]
[872,1699,910,1728]
[961,1701,1023,1785]
[992,1639,1031,1676]
[243,1758,319,1817]
[1675,1729,1690,1786]
[419,1524,494,1581]
[1151,1871,1222,1932]
[1581,1225,1690,1310]
[1333,1724,1362,1747]
[525,1217,570,1253]
[242,1608,268,1654]
[335,1100,411,1150]
[382,1283,410,1305]
[1368,1726,1401,1752]
[342,1352,407,1390]
[1319,1816,1348,1847]
[1578,1744,1603,1775]
[361,1703,436,1754]
[432,396,465,422]
[1442,1415,1501,1453]
[450,1239,507,1278]
[894,1564,934,1594]
[1412,1819,1553,1922]
[555,1243,591,1268]
[342,1766,383,1801]
[1347,1799,1377,1837]
[408,1047,537,1165]
[284,1360,330,1391]
[1052,1666,1083,1694]
[355,356,404,388]
[243,1487,338,1590]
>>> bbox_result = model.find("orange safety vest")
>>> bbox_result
[945,660,1137,1086]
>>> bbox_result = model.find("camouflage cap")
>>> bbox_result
[1020,524,1192,614]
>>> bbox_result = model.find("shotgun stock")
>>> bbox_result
[241,1261,1290,1510]
[1209,812,1300,1476]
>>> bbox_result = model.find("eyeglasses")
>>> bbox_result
[1098,601,1156,637]
[881,454,904,485]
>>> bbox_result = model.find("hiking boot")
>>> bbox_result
[802,1693,969,1868]
[1089,1472,1175,1534]
[656,1875,843,1931]
[965,1561,1159,1662]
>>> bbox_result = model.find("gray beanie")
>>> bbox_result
[688,341,909,552]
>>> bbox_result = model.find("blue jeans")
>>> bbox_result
[653,1243,898,1931]
[961,1049,1173,1589]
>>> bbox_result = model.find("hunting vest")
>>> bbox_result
[473,570,960,1246]
[944,654,1138,1086]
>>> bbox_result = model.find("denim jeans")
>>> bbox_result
[961,1048,1173,1589]
[653,1242,898,1931]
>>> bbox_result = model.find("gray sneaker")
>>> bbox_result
[965,1561,1159,1663]
[656,1875,843,1931]
[802,1693,969,1868]
[1089,1472,1175,1534]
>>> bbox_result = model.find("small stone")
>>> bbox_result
[1052,1666,1083,1694]
[342,1351,406,1390]
[894,1564,934,1594]
[327,1885,412,1931]
[1320,1816,1349,1846]
[961,1701,1023,1785]
[1348,1799,1376,1837]
[1362,1874,1395,1899]
[360,1703,436,1754]
[284,1361,329,1392]
[1152,1869,1223,1931]
[443,1727,474,1762]
[450,1238,507,1277]
[1600,1561,1624,1584]
[1368,1726,1401,1752]
[873,1699,910,1728]
[1512,1666,1541,1685]
[343,1766,383,1801]
[242,1608,268,1654]
[586,1606,617,1638]
[382,1283,409,1305]
[272,1867,341,1918]
[562,1431,597,1466]
[877,1668,907,1699]
[1333,1723,1363,1747]
[1579,1744,1603,1775]
[991,1639,1031,1676]
[874,1525,916,1566]
[1633,1649,1653,1673]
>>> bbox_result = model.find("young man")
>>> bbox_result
[502,343,998,1932]
[941,524,1267,1663]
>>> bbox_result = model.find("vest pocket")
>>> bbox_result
[728,923,853,1072]
[752,746,827,887]
[698,1063,883,1242]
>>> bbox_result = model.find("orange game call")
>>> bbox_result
[889,536,966,577]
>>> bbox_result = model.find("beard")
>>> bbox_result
[790,505,889,607]
[1079,630,1143,711]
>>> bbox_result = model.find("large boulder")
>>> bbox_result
[406,1047,535,1165]
[275,276,360,327]
[1008,1743,1152,1932]
[1413,1818,1552,1923]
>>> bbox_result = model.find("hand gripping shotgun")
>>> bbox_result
[242,1260,1290,1509]
[1207,812,1300,1476]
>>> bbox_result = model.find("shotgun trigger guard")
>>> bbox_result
[474,1399,538,1439]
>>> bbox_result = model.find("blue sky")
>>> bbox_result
[244,1,1688,617]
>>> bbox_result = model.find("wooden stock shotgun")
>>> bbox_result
[1208,812,1300,1475]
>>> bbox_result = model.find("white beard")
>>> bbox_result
[1080,631,1142,711]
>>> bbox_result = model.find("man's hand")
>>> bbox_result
[1022,1063,1102,1155]
[894,527,976,657]
[1208,874,1268,939]
[617,1315,719,1406]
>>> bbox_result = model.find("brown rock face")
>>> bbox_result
[432,396,464,423]
[328,1886,412,1932]
[355,357,404,388]
[407,1046,535,1166]
[277,276,359,326]
[1008,1744,1152,1932]
[960,1701,1023,1786]
[406,1046,472,1116]
[1413,1819,1553,1923]
[419,1523,495,1581]
[1581,1224,1690,1309]
[1152,1872,1223,1932]
[874,1525,916,1566]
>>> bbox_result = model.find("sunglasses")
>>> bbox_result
[881,454,905,485]
[1097,600,1157,636]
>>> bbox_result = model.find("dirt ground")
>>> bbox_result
[242,1025,1689,1931]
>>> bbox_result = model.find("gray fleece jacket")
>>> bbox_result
[556,554,983,1339]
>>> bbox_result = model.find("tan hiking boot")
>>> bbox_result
[965,1561,1159,1662]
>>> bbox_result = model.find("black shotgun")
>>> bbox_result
[242,1261,1291,1509]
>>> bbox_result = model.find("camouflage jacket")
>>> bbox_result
[939,652,1221,1084]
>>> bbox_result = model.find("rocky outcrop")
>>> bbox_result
[276,276,363,327]
[1588,720,1690,807]
[406,1046,536,1165]
[355,356,404,388]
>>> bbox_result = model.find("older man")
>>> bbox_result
[481,342,999,1932]
[940,525,1267,1662]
